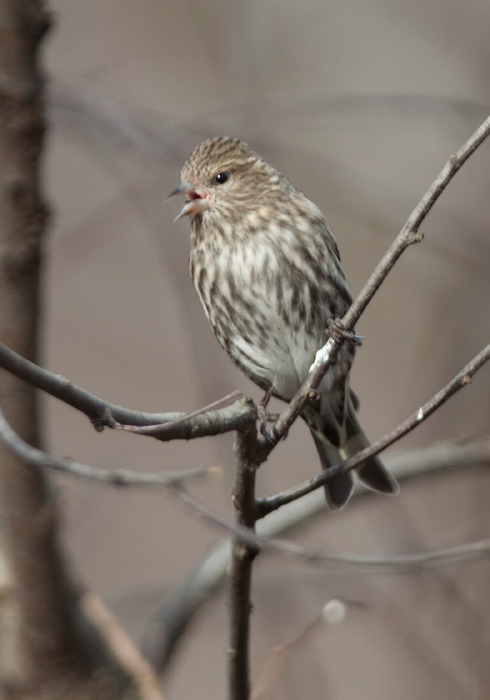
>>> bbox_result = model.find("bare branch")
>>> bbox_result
[115,391,242,434]
[0,341,181,426]
[174,486,490,572]
[343,114,490,329]
[251,599,352,700]
[0,342,256,438]
[228,424,259,700]
[142,542,231,673]
[0,2,164,696]
[388,438,490,477]
[80,593,164,700]
[143,437,490,673]
[259,114,490,448]
[0,405,219,488]
[114,393,257,440]
[258,343,490,514]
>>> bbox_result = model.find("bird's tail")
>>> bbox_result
[309,399,399,510]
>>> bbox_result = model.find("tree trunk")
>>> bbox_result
[0,3,162,698]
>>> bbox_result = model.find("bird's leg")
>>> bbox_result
[258,385,279,431]
[326,318,364,347]
[258,385,275,433]
[257,386,286,446]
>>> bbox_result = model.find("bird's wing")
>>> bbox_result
[231,334,302,399]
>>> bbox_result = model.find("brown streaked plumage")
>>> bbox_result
[170,136,398,509]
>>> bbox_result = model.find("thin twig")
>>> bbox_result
[0,405,219,488]
[144,437,490,674]
[258,343,490,515]
[81,592,163,700]
[259,114,490,450]
[114,390,244,439]
[343,116,490,329]
[251,600,353,700]
[174,486,490,572]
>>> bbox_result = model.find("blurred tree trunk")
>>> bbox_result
[0,3,162,698]
[0,0,70,692]
[0,0,91,694]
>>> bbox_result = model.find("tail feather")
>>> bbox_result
[305,394,399,510]
[311,432,355,509]
[357,457,399,494]
[344,408,399,496]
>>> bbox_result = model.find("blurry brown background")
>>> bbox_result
[42,1,490,697]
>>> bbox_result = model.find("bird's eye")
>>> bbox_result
[214,172,229,185]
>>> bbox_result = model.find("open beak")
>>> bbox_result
[166,180,210,221]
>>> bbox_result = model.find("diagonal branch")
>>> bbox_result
[258,343,490,514]
[143,437,490,674]
[114,391,242,434]
[174,485,490,572]
[342,115,490,330]
[259,114,490,450]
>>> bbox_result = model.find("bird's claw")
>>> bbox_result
[261,423,283,446]
[258,404,280,437]
[258,386,277,435]
[327,318,363,346]
[258,394,278,418]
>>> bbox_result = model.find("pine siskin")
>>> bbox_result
[169,137,398,509]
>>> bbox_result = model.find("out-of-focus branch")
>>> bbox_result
[2,252,486,693]
[0,2,165,697]
[175,485,490,570]
[3,329,487,681]
[80,593,163,700]
[251,599,353,700]
[144,437,490,674]
[258,343,490,514]
[0,404,219,488]
[0,1,82,696]
[0,544,165,700]
[258,114,490,449]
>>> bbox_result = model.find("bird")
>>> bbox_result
[169,136,399,509]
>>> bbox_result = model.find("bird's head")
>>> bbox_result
[168,136,284,222]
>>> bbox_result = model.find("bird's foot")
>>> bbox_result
[258,407,280,426]
[257,386,286,445]
[258,386,278,436]
[327,318,363,347]
[261,423,283,446]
